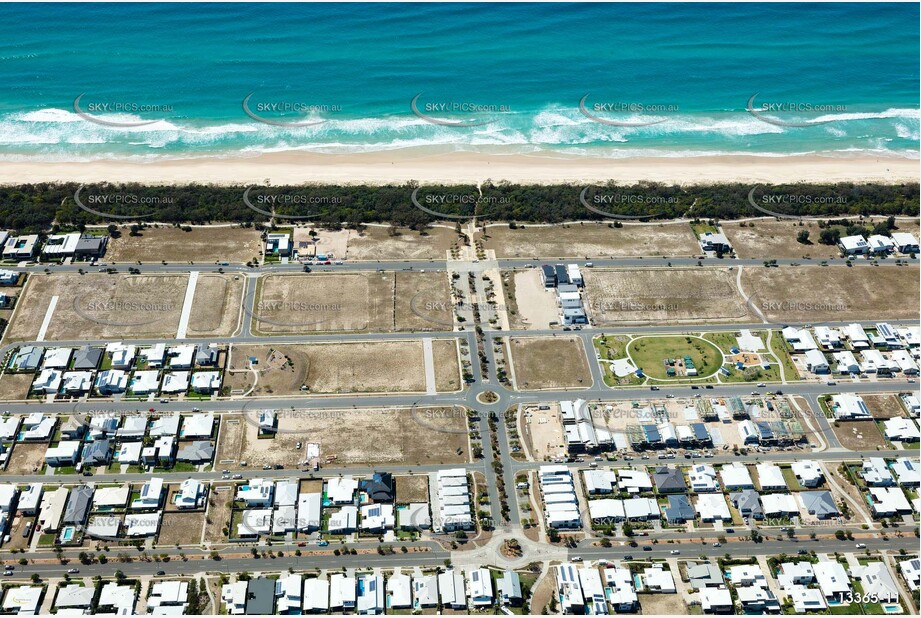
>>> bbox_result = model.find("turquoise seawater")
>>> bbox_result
[0,2,917,160]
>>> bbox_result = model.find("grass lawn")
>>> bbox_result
[628,335,722,380]
[768,333,800,380]
[690,222,719,236]
[594,335,644,387]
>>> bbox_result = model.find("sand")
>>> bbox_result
[0,150,915,185]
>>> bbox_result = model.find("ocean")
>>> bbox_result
[0,2,917,161]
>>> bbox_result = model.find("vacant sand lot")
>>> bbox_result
[4,442,46,474]
[522,403,567,461]
[742,266,919,323]
[225,340,459,395]
[395,475,430,504]
[158,512,205,546]
[203,484,234,542]
[395,271,453,331]
[252,271,450,334]
[0,374,34,401]
[105,226,262,264]
[584,268,750,325]
[506,269,560,330]
[235,406,469,468]
[482,222,699,258]
[186,274,244,337]
[861,394,910,419]
[508,336,592,389]
[832,421,888,451]
[214,415,245,464]
[723,220,843,259]
[5,273,188,341]
[347,226,457,260]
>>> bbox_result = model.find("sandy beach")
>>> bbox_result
[0,150,916,186]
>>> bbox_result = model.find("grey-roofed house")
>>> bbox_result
[497,571,522,606]
[730,490,763,520]
[800,491,840,519]
[63,485,94,526]
[245,577,276,616]
[74,235,108,258]
[60,416,86,441]
[81,440,112,467]
[195,346,219,367]
[175,441,214,464]
[72,346,103,371]
[12,346,43,371]
[653,467,687,493]
[688,564,724,590]
[663,495,695,524]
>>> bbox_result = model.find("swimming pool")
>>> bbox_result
[60,526,75,542]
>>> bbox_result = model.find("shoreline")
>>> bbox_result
[0,150,917,186]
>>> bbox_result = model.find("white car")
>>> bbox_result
[670,550,680,555]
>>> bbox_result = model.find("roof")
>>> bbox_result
[175,440,214,462]
[72,346,103,370]
[800,491,839,517]
[664,494,695,522]
[63,485,94,524]
[245,578,276,616]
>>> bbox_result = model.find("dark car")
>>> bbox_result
[156,570,166,576]
[642,546,652,551]
[623,555,633,560]
[705,385,714,389]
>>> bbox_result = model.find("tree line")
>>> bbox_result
[0,181,917,233]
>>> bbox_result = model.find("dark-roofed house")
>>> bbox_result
[63,485,94,526]
[800,491,840,519]
[195,346,219,367]
[554,264,570,286]
[81,440,112,467]
[690,423,711,444]
[360,473,394,503]
[245,577,276,616]
[72,346,103,371]
[663,495,695,524]
[730,490,763,520]
[641,424,661,445]
[653,467,687,494]
[540,265,556,288]
[497,570,522,606]
[74,235,108,258]
[175,441,214,464]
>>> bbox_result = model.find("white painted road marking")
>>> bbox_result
[176,271,199,339]
[36,295,58,342]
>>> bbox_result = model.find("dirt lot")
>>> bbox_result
[234,406,469,469]
[225,340,458,394]
[395,475,430,504]
[105,226,262,264]
[4,442,47,474]
[0,374,35,401]
[482,222,700,258]
[158,512,205,546]
[722,220,844,259]
[508,336,592,390]
[584,267,750,325]
[5,273,188,341]
[432,339,462,392]
[186,274,244,337]
[639,592,687,615]
[203,484,234,542]
[252,271,450,334]
[831,420,888,451]
[521,403,567,461]
[346,225,457,260]
[862,394,910,419]
[504,269,560,330]
[742,266,920,322]
[214,415,245,465]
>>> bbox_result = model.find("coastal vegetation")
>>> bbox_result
[0,181,917,233]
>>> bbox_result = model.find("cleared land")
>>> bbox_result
[395,475,430,504]
[186,273,244,337]
[346,225,457,260]
[3,442,46,474]
[628,335,723,380]
[252,271,450,334]
[158,512,205,546]
[831,420,888,451]
[105,226,262,264]
[214,416,245,465]
[522,403,567,462]
[584,268,750,325]
[203,485,234,542]
[742,266,920,323]
[225,340,459,394]
[504,269,560,330]
[862,394,910,419]
[234,406,469,468]
[482,222,700,258]
[5,273,187,341]
[723,220,842,259]
[0,374,34,401]
[508,336,592,390]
